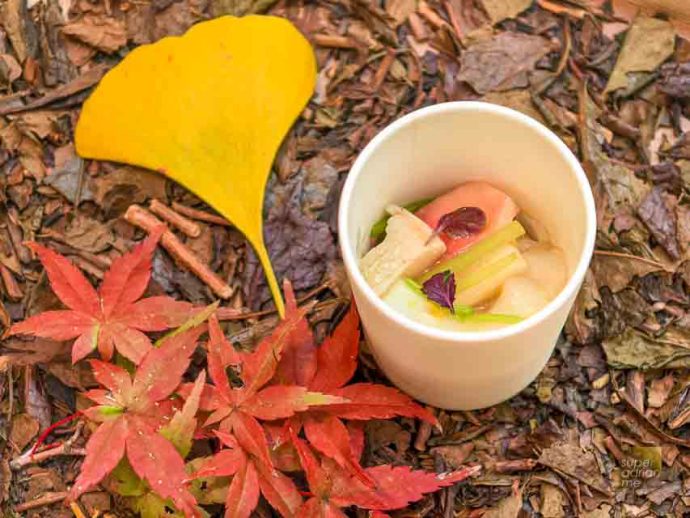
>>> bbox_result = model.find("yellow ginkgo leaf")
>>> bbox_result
[75,15,317,317]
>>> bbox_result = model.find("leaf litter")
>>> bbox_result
[4,0,690,516]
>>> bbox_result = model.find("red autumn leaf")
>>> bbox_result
[309,303,360,392]
[291,431,479,515]
[224,452,260,518]
[10,227,196,364]
[272,279,317,386]
[70,323,206,517]
[324,383,437,423]
[303,414,373,486]
[273,298,436,484]
[185,309,343,517]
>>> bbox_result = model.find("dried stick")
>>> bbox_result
[124,205,233,299]
[0,263,23,300]
[215,281,332,321]
[312,34,359,49]
[171,202,232,227]
[149,199,202,238]
[14,491,69,512]
[11,422,85,469]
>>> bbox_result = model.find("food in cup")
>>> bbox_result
[360,181,566,331]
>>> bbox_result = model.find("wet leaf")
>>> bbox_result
[606,16,675,94]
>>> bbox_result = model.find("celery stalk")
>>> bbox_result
[420,220,525,281]
[456,253,519,292]
[370,197,434,241]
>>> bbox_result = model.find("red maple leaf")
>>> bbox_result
[69,324,206,517]
[9,226,195,364]
[275,282,436,485]
[291,429,480,517]
[185,312,345,517]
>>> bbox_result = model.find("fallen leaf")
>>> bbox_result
[59,215,114,254]
[482,89,545,122]
[458,32,551,93]
[71,324,207,515]
[243,179,337,310]
[659,62,690,98]
[0,54,22,84]
[538,441,611,496]
[482,486,522,518]
[591,254,662,292]
[10,413,40,451]
[385,0,417,26]
[44,165,95,205]
[74,16,317,317]
[10,229,195,364]
[579,84,648,209]
[637,187,680,259]
[93,166,167,217]
[480,0,532,24]
[603,327,690,369]
[210,0,279,17]
[648,374,674,408]
[62,14,127,54]
[3,0,32,62]
[540,483,564,518]
[605,15,675,94]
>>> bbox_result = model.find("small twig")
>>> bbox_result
[14,491,69,512]
[0,263,23,300]
[417,0,446,28]
[125,205,233,299]
[70,501,88,518]
[149,199,202,238]
[369,49,395,93]
[312,34,359,49]
[171,202,232,227]
[215,281,333,321]
[593,249,669,271]
[11,421,85,469]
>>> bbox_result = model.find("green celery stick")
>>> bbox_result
[369,197,434,241]
[455,313,523,325]
[453,304,474,317]
[404,277,424,293]
[455,252,519,292]
[420,220,525,281]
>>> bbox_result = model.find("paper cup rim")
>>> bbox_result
[338,101,597,343]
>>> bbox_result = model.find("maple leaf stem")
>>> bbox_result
[30,411,84,456]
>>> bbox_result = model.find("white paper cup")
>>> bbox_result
[338,102,596,410]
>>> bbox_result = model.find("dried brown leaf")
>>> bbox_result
[538,441,611,496]
[458,32,551,93]
[10,413,40,451]
[62,14,127,54]
[480,0,532,25]
[637,187,680,259]
[603,327,690,369]
[606,16,675,94]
